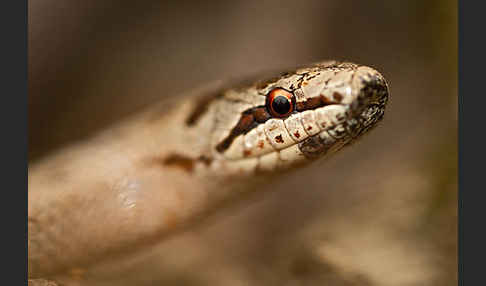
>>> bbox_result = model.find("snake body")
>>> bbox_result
[28,61,389,282]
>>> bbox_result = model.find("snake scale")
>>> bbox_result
[28,61,389,283]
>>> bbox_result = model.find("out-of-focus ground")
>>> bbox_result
[29,0,457,285]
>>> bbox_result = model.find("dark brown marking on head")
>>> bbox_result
[333,92,343,102]
[186,92,224,126]
[216,137,233,153]
[253,107,271,122]
[320,95,335,105]
[243,150,252,157]
[296,97,322,111]
[298,74,318,89]
[275,135,284,143]
[215,111,259,153]
[294,131,301,138]
[149,153,214,173]
[155,154,196,173]
[307,126,312,131]
[306,74,318,81]
[239,113,255,130]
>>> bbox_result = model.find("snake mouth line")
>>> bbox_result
[161,100,384,175]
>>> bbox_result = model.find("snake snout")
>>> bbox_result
[358,71,389,108]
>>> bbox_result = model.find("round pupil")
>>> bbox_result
[272,95,291,115]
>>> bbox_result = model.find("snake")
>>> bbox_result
[28,60,389,283]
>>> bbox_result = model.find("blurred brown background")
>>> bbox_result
[29,0,457,285]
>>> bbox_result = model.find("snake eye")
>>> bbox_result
[266,88,295,118]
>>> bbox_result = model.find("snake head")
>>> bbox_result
[189,61,389,176]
